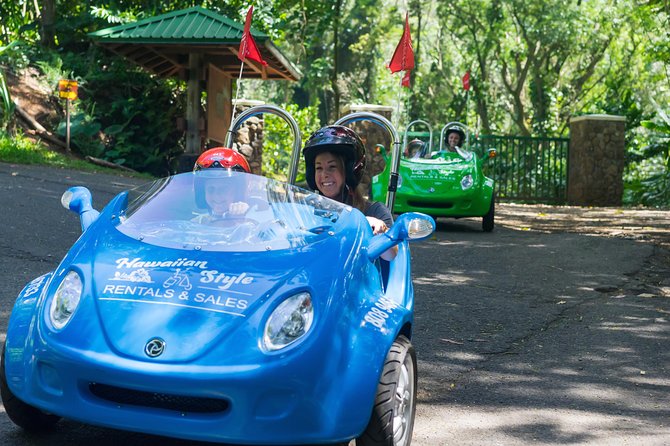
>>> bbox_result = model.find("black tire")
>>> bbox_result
[482,196,495,232]
[357,336,417,446]
[1,344,60,431]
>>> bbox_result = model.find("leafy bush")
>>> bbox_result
[55,108,104,157]
[624,118,670,207]
[53,51,185,176]
[262,103,320,182]
[0,42,20,132]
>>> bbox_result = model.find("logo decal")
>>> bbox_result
[144,338,166,357]
[111,268,153,283]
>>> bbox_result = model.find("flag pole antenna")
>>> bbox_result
[388,12,415,131]
[229,5,268,144]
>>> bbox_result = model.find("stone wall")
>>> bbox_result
[568,114,626,206]
[340,104,395,197]
[229,100,265,175]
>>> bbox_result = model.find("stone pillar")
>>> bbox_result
[341,104,394,197]
[568,114,626,206]
[230,99,265,175]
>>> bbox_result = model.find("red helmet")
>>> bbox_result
[303,125,366,191]
[193,147,250,173]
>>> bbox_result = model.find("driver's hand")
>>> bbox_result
[366,216,389,235]
[228,201,249,215]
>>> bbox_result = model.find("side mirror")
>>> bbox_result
[455,146,474,161]
[367,212,435,260]
[61,186,100,232]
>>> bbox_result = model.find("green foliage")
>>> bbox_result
[0,130,152,177]
[0,131,47,163]
[0,1,42,46]
[0,0,668,206]
[624,118,670,207]
[56,108,104,157]
[0,42,20,132]
[262,104,320,182]
[49,48,185,176]
[0,70,14,132]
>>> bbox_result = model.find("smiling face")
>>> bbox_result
[314,152,345,200]
[447,132,461,148]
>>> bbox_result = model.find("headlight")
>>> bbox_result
[263,292,313,351]
[461,174,474,190]
[49,270,83,330]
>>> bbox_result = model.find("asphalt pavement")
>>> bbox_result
[0,162,668,445]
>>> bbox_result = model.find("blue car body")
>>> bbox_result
[3,170,433,444]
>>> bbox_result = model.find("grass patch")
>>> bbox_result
[0,131,153,178]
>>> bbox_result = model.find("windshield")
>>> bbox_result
[115,171,353,252]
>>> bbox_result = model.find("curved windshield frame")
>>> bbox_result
[115,171,353,252]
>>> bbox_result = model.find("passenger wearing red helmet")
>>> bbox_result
[193,147,251,173]
[303,125,397,261]
[192,147,251,224]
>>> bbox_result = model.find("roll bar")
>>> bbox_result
[403,119,433,155]
[334,112,401,210]
[225,105,302,185]
[439,121,469,151]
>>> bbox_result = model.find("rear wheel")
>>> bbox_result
[357,336,416,446]
[482,196,495,232]
[1,344,60,431]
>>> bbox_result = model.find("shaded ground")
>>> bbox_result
[496,203,670,249]
[495,203,670,300]
[410,206,670,445]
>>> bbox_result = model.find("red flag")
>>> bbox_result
[388,13,415,74]
[462,71,471,91]
[238,6,267,66]
[401,70,411,88]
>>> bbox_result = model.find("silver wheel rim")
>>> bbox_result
[392,353,415,445]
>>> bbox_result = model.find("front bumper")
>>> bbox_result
[5,329,382,445]
[393,186,492,217]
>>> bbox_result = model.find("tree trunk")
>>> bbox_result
[330,0,342,121]
[408,0,422,120]
[40,0,56,49]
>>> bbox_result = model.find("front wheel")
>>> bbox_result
[482,196,495,232]
[357,336,417,446]
[1,344,61,431]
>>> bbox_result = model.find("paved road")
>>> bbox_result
[1,162,668,445]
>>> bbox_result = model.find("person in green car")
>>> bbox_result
[405,138,427,159]
[445,127,465,152]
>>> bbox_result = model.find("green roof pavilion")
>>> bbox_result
[89,6,300,160]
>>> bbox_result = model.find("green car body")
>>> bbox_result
[371,122,496,232]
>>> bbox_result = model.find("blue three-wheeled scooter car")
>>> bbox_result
[1,106,435,445]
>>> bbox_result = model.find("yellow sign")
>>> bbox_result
[58,79,78,100]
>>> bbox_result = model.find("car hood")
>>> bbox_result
[84,224,354,362]
[399,158,475,192]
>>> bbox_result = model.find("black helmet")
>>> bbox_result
[303,125,366,191]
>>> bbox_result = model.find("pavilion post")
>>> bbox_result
[185,52,203,156]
